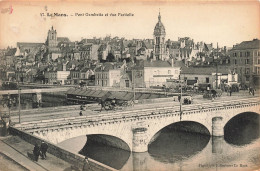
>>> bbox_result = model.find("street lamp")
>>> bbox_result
[6,93,14,123]
[132,70,136,101]
[179,68,182,121]
[18,88,21,123]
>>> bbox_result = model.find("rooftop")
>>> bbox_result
[232,39,260,50]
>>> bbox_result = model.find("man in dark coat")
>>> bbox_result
[178,95,181,102]
[33,143,40,162]
[40,141,48,159]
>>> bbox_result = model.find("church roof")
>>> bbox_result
[143,42,153,49]
[57,37,70,42]
[5,48,17,56]
[154,12,166,36]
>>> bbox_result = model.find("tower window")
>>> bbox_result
[156,37,160,44]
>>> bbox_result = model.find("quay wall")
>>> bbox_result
[9,127,117,171]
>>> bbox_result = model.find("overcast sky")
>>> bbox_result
[0,1,259,49]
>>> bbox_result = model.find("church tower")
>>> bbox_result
[153,11,168,60]
[47,26,58,52]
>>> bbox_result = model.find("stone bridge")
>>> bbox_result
[14,97,260,153]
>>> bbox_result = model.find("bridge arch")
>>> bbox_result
[224,111,260,146]
[148,121,210,148]
[86,134,131,151]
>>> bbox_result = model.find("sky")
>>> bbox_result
[0,1,259,49]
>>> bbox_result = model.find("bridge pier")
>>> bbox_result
[212,136,224,154]
[212,117,224,136]
[132,127,149,152]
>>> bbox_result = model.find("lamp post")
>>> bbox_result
[7,94,11,118]
[215,43,219,89]
[132,70,136,101]
[18,88,21,123]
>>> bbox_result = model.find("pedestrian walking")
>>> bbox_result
[40,141,48,159]
[249,87,252,95]
[79,111,83,116]
[82,156,91,171]
[178,95,181,102]
[99,100,104,112]
[189,95,193,104]
[33,143,40,162]
[80,105,84,110]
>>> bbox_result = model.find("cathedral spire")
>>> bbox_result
[158,9,161,22]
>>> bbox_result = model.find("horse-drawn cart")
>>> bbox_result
[203,89,222,99]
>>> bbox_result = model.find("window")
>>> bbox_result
[195,77,198,80]
[240,52,243,57]
[168,70,171,74]
[232,74,235,82]
[156,37,160,44]
[234,59,237,65]
[258,58,260,64]
[247,52,250,57]
[206,77,209,83]
[233,53,237,57]
[245,59,250,64]
[245,68,250,74]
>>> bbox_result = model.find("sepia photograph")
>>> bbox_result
[0,0,259,170]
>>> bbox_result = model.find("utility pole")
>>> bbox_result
[215,43,219,89]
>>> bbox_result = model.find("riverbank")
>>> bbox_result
[0,136,74,171]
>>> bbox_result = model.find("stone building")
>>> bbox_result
[229,39,260,88]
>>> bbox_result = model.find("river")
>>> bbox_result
[58,112,260,171]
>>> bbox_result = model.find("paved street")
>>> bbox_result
[9,90,258,123]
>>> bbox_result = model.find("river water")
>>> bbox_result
[58,113,260,171]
